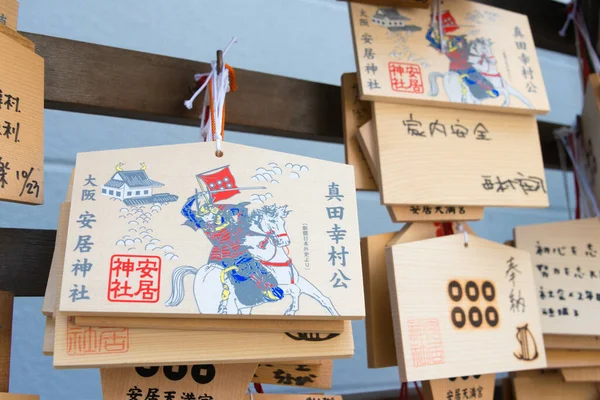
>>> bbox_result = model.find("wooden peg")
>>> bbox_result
[0,291,14,392]
[216,50,223,74]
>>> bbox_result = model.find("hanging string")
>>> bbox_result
[556,1,599,218]
[455,222,469,247]
[184,37,238,154]
[555,128,600,217]
[399,382,424,400]
[556,127,574,220]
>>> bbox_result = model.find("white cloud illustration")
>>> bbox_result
[250,193,273,204]
[289,172,300,179]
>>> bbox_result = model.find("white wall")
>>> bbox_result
[4,1,581,398]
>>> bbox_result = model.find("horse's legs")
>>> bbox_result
[237,305,252,315]
[506,83,533,108]
[280,284,301,316]
[296,276,340,316]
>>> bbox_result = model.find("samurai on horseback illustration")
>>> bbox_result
[425,10,532,108]
[165,165,339,316]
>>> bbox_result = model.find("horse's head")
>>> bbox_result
[470,37,494,57]
[252,204,292,247]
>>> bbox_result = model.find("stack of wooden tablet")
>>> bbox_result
[42,140,367,398]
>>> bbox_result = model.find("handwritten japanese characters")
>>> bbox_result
[252,360,333,389]
[60,142,364,319]
[374,101,548,207]
[100,363,256,400]
[349,0,550,114]
[0,32,44,204]
[386,234,546,382]
[355,118,485,222]
[423,374,495,400]
[515,218,600,335]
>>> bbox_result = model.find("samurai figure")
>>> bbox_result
[181,166,284,310]
[426,26,499,101]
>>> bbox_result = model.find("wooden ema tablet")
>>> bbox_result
[0,291,12,392]
[581,74,600,211]
[562,367,600,382]
[422,374,495,400]
[0,29,44,205]
[514,218,600,335]
[373,102,548,208]
[73,315,344,334]
[387,234,547,381]
[341,0,430,9]
[59,142,364,320]
[349,0,550,115]
[341,73,376,191]
[362,222,475,369]
[0,0,18,31]
[356,120,484,222]
[101,363,256,400]
[361,232,397,368]
[252,360,333,389]
[51,216,354,367]
[544,334,600,350]
[546,349,600,368]
[54,316,353,368]
[512,374,600,400]
[244,396,342,400]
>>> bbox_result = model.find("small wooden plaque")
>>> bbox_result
[0,0,18,31]
[0,291,13,392]
[374,101,548,207]
[53,314,354,368]
[544,334,600,350]
[252,360,333,388]
[356,119,484,221]
[101,363,256,400]
[422,374,495,400]
[349,0,550,114]
[0,31,44,205]
[387,234,547,381]
[362,222,475,369]
[562,367,600,383]
[341,73,377,191]
[0,395,39,400]
[515,218,600,335]
[547,349,600,369]
[512,374,600,400]
[60,142,364,319]
[73,315,344,334]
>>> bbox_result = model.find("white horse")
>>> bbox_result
[429,38,533,108]
[165,204,339,316]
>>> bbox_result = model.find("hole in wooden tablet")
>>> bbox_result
[215,150,224,158]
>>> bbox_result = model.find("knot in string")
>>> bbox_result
[184,37,238,154]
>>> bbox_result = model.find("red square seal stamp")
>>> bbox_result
[66,320,129,356]
[408,318,444,367]
[388,62,424,94]
[107,254,161,303]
